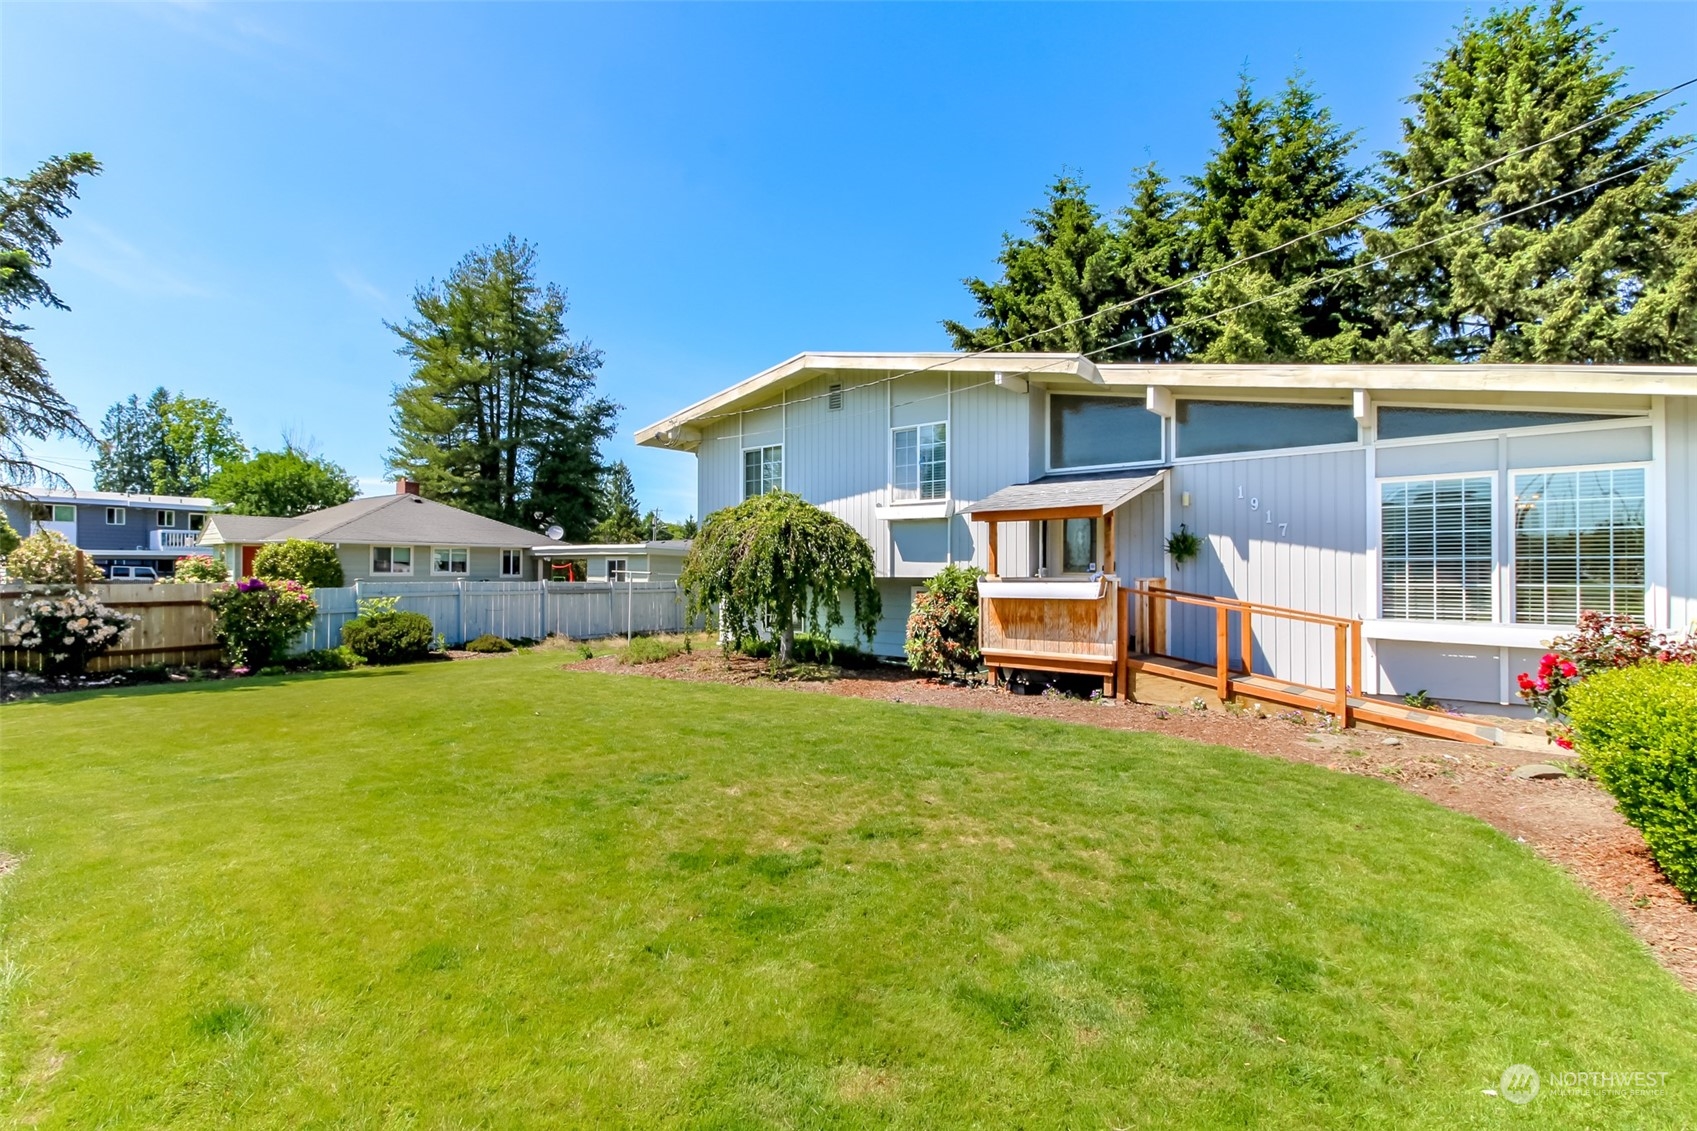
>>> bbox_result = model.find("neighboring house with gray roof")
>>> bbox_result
[199,480,565,582]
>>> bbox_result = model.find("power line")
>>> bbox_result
[675,74,1693,430]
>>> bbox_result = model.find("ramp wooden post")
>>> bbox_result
[1238,605,1253,676]
[1215,604,1230,701]
[1333,624,1350,725]
[1115,584,1130,700]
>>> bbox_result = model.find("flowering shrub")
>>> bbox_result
[206,577,317,668]
[6,530,103,585]
[169,554,229,583]
[904,564,985,677]
[1517,612,1697,749]
[2,588,135,676]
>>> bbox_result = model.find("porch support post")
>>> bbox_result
[986,521,999,578]
[1101,510,1115,574]
[1115,583,1130,700]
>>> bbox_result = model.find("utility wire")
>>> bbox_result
[672,75,1694,430]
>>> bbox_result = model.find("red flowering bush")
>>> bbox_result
[904,564,985,677]
[206,577,317,668]
[1518,612,1697,749]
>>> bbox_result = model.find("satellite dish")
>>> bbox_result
[545,524,564,541]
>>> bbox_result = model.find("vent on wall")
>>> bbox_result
[828,384,843,411]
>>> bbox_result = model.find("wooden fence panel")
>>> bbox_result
[1,582,222,671]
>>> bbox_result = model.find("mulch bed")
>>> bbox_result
[571,650,1697,992]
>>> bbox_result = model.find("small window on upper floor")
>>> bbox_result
[743,445,782,499]
[106,507,127,526]
[157,510,178,528]
[892,422,947,501]
[1049,394,1162,470]
[1176,400,1357,457]
[188,512,206,532]
[51,504,76,523]
[1377,406,1622,441]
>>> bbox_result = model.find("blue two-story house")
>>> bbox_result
[2,488,218,576]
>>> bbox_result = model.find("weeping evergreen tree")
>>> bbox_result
[680,492,880,667]
[1180,73,1373,362]
[1362,2,1696,362]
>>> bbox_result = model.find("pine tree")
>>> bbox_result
[943,175,1129,355]
[389,237,617,534]
[1181,73,1371,362]
[1099,164,1191,361]
[1363,2,1696,362]
[589,461,644,543]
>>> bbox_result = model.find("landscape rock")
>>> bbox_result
[1511,763,1569,781]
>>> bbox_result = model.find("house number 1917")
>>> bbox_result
[1238,485,1289,538]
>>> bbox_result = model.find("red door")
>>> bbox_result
[241,545,258,577]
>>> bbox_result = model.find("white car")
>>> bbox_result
[106,565,160,583]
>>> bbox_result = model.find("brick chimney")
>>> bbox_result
[396,477,421,496]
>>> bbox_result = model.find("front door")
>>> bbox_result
[240,545,259,577]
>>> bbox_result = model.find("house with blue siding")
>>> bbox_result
[0,488,217,574]
[637,353,1696,721]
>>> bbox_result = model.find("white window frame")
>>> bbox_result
[1377,472,1497,624]
[742,444,783,499]
[1509,460,1649,626]
[105,506,126,525]
[156,510,178,528]
[890,420,948,503]
[371,546,413,576]
[50,504,76,523]
[1172,394,1362,463]
[500,548,524,577]
[605,558,629,582]
[1045,391,1166,475]
[431,546,469,575]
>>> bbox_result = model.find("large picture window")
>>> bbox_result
[892,422,947,501]
[1380,477,1493,621]
[1049,394,1162,470]
[742,445,782,499]
[1176,400,1357,457]
[1513,467,1645,623]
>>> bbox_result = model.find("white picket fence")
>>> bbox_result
[299,580,701,651]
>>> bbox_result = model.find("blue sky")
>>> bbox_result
[4,2,1694,519]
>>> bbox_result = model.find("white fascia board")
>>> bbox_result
[1095,363,1697,398]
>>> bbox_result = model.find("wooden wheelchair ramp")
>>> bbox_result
[1119,584,1503,747]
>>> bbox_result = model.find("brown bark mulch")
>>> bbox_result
[569,650,1697,992]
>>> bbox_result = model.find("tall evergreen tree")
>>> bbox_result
[589,461,645,543]
[1181,73,1371,362]
[943,175,1130,356]
[0,152,101,491]
[1099,164,1191,362]
[389,236,617,536]
[1362,2,1695,362]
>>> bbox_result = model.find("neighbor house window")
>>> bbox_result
[743,445,782,498]
[105,507,126,525]
[892,422,947,501]
[1380,476,1494,621]
[157,510,178,528]
[188,512,206,532]
[432,547,469,575]
[371,546,412,575]
[1049,394,1162,470]
[1062,518,1097,574]
[606,559,629,582]
[1513,467,1645,623]
[1176,400,1357,457]
[501,549,524,577]
[1377,406,1620,441]
[51,504,76,523]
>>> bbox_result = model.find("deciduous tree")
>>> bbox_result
[93,388,246,496]
[207,442,356,517]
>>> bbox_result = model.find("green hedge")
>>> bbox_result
[464,634,515,654]
[341,611,435,665]
[1567,663,1697,899]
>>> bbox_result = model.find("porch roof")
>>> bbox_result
[965,470,1165,522]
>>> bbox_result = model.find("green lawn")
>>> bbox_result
[4,654,1695,1127]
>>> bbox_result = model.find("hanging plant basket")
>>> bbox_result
[1165,524,1202,570]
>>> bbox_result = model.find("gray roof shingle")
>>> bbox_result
[202,494,556,548]
[966,470,1165,518]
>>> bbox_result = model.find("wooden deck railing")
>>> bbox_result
[1119,582,1363,724]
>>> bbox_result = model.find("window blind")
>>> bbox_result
[1513,467,1645,622]
[1380,477,1493,621]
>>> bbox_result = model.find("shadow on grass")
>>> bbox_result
[2,665,418,708]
